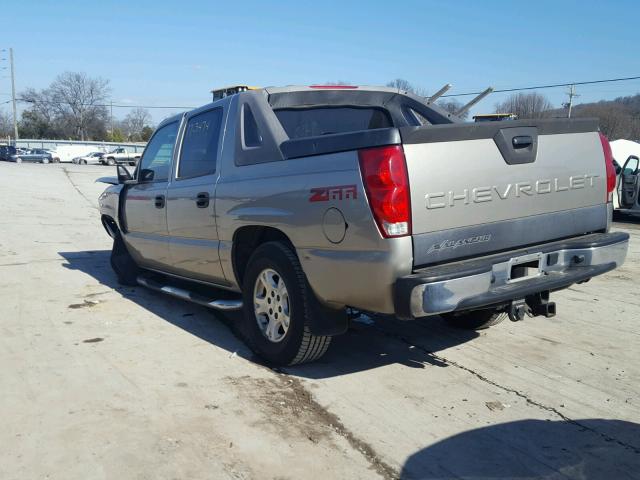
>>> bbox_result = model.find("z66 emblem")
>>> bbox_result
[309,184,358,202]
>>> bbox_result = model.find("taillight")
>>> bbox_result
[599,132,616,201]
[358,145,411,238]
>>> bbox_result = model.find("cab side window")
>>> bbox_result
[178,108,223,179]
[137,122,179,182]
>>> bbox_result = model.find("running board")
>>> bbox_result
[136,276,243,311]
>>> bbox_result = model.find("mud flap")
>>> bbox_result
[307,285,349,336]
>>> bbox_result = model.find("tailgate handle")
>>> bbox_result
[512,135,533,148]
[494,127,538,165]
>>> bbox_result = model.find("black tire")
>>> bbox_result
[110,233,140,286]
[442,309,507,330]
[107,157,116,166]
[240,242,331,366]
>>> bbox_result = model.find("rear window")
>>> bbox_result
[274,107,392,139]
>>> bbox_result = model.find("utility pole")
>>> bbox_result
[9,48,18,141]
[110,100,114,136]
[565,84,580,118]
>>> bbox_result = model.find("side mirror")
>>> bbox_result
[139,168,155,182]
[615,165,622,175]
[117,164,133,184]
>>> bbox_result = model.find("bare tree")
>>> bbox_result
[494,92,553,119]
[386,78,428,97]
[437,99,469,119]
[122,107,153,141]
[48,72,110,140]
[324,81,352,85]
[575,103,640,140]
[0,109,13,138]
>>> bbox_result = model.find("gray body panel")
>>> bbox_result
[166,173,224,283]
[98,86,614,317]
[123,181,170,268]
[413,204,607,266]
[215,145,413,312]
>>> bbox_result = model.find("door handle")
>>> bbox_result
[154,195,165,209]
[512,135,533,149]
[195,192,210,208]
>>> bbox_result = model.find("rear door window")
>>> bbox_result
[274,107,392,139]
[178,108,223,179]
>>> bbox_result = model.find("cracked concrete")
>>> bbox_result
[1,162,639,479]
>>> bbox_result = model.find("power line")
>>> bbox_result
[441,75,640,97]
[7,74,640,110]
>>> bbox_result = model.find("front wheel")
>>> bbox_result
[42,157,50,164]
[15,157,22,163]
[241,242,331,366]
[106,157,116,166]
[442,309,507,330]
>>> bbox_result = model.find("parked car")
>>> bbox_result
[42,149,61,163]
[102,147,141,166]
[10,148,54,163]
[98,85,628,366]
[72,152,105,165]
[0,145,17,161]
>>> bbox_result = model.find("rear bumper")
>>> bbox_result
[394,232,629,319]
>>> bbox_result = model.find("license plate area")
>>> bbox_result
[507,252,543,283]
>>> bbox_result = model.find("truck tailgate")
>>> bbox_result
[399,118,608,266]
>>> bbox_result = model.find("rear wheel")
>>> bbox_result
[110,232,140,286]
[442,309,507,330]
[240,242,331,366]
[15,157,22,163]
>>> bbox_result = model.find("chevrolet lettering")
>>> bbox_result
[425,175,599,209]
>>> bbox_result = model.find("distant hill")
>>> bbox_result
[553,93,640,141]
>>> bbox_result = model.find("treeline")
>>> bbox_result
[0,72,154,142]
[2,74,639,142]
[567,94,640,141]
[385,78,639,141]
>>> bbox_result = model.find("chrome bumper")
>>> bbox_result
[395,232,629,319]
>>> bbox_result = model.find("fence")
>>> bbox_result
[5,138,146,153]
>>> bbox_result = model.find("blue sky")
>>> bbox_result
[2,0,639,123]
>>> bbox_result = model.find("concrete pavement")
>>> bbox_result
[1,162,638,479]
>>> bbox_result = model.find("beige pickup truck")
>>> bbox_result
[98,85,629,366]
